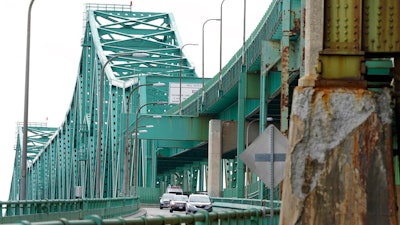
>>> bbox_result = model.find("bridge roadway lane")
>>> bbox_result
[124,205,227,218]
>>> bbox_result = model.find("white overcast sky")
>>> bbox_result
[0,0,271,201]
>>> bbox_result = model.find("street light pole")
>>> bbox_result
[201,18,221,108]
[123,82,165,196]
[179,43,198,115]
[21,0,35,201]
[96,51,148,198]
[133,101,167,196]
[219,0,226,95]
[242,0,247,65]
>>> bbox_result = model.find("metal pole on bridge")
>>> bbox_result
[133,102,167,196]
[123,82,164,196]
[219,0,226,96]
[179,43,198,115]
[21,0,36,201]
[201,18,220,110]
[96,52,148,198]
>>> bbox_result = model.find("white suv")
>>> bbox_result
[185,194,213,213]
[159,193,175,209]
[166,185,183,195]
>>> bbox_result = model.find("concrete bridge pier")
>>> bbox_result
[279,87,397,225]
[208,119,222,197]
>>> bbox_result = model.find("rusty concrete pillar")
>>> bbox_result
[279,87,397,225]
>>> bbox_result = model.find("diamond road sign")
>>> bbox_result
[239,124,288,188]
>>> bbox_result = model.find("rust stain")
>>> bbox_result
[302,155,316,195]
[292,17,301,36]
[284,87,397,224]
[320,91,331,113]
[281,45,290,135]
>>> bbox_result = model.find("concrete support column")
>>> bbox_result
[279,87,397,225]
[208,119,222,197]
[298,0,324,87]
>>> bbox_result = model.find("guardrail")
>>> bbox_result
[1,208,274,225]
[0,197,139,224]
[0,197,281,224]
[212,197,281,211]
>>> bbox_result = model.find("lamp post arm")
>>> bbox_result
[21,0,35,201]
[201,18,221,109]
[123,82,164,196]
[180,43,198,115]
[123,82,152,196]
[133,102,167,196]
[242,0,247,65]
[96,53,135,198]
[219,0,226,87]
[95,56,113,198]
[96,52,153,198]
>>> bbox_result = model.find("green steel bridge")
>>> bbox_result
[2,0,399,224]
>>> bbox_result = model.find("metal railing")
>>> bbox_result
[0,197,139,224]
[1,208,276,225]
[212,197,281,212]
[85,3,131,12]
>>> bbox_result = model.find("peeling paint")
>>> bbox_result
[280,87,396,225]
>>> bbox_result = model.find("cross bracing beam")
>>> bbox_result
[88,10,197,86]
[136,115,211,141]
[155,140,205,150]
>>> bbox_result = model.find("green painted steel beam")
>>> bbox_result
[363,0,400,53]
[156,140,204,149]
[135,115,211,141]
[157,147,207,159]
